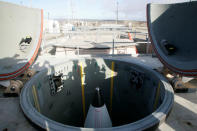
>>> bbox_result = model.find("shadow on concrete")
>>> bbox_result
[158,101,197,131]
[0,54,26,71]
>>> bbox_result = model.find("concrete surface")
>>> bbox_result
[32,55,163,71]
[0,88,196,131]
[158,88,197,131]
[0,54,196,130]
[43,30,135,49]
[0,98,36,131]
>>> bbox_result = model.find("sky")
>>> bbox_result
[1,0,191,20]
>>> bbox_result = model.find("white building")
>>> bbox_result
[44,19,60,33]
[61,23,75,33]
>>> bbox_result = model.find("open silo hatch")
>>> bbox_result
[147,1,197,76]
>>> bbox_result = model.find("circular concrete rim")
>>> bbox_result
[20,58,174,131]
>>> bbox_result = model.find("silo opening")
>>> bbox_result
[20,58,173,130]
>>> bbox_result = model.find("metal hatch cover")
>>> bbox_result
[147,1,197,76]
[0,1,43,80]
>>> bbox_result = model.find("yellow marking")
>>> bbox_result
[154,82,160,110]
[110,61,115,113]
[80,63,86,119]
[32,85,41,112]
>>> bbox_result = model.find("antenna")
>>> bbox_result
[29,0,32,7]
[48,12,50,20]
[116,1,119,24]
[70,0,74,22]
[20,1,23,5]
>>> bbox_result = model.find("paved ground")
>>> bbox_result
[0,98,36,131]
[0,55,196,131]
[158,88,197,131]
[0,88,196,131]
[32,55,163,71]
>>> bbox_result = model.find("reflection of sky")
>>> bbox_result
[2,0,190,20]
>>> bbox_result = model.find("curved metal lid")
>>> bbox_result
[147,1,197,76]
[0,1,43,80]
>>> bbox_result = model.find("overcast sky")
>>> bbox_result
[1,0,191,20]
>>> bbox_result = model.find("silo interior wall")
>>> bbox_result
[28,58,165,127]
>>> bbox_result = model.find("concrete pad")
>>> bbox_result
[0,89,196,130]
[0,98,36,131]
[158,89,197,131]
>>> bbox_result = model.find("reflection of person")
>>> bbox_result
[20,36,32,45]
[84,59,106,89]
